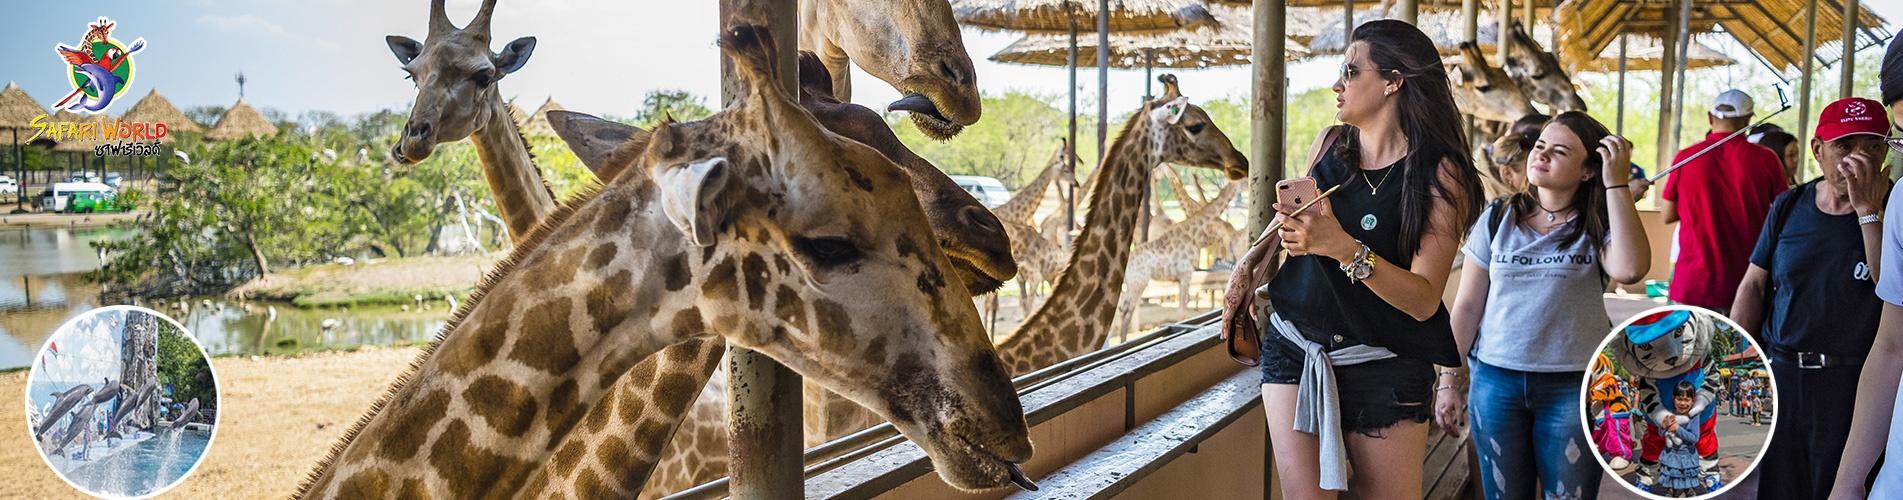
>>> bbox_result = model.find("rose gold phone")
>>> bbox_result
[1276,178,1319,207]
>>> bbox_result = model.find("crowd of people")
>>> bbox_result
[1222,18,1903,500]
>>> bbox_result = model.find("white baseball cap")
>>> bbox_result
[1711,89,1755,118]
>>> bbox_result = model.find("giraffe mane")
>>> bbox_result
[294,178,609,496]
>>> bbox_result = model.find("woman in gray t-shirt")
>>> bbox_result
[1436,112,1650,499]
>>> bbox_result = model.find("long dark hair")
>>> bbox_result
[1507,111,1613,249]
[1333,20,1484,259]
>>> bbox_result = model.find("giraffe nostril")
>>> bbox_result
[959,205,1004,236]
[407,122,432,140]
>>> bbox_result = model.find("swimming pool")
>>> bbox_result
[62,429,212,497]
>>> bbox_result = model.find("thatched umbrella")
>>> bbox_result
[47,110,106,182]
[206,98,277,141]
[1299,8,1515,57]
[953,0,1215,233]
[1576,35,1733,73]
[121,89,204,136]
[992,5,1307,73]
[522,97,563,137]
[0,83,48,211]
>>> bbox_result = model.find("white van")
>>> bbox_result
[950,175,1011,208]
[39,182,115,212]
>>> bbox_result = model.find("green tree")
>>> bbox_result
[155,326,216,419]
[633,89,714,129]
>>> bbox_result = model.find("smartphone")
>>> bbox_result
[1276,178,1319,208]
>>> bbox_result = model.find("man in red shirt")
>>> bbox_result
[1662,89,1789,312]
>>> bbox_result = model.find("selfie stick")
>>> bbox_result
[1648,86,1794,183]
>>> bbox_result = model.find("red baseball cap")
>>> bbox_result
[1815,97,1892,142]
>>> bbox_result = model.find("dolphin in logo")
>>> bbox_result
[164,398,201,430]
[54,38,143,113]
[33,384,94,439]
[105,380,158,439]
[44,400,99,458]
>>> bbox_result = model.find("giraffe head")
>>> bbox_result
[1502,23,1587,113]
[384,0,534,164]
[632,24,1031,491]
[1448,42,1538,123]
[808,0,980,139]
[1142,75,1249,180]
[544,52,1017,295]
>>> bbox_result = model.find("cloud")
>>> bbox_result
[197,13,340,53]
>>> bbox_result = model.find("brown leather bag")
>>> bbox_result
[1220,125,1343,366]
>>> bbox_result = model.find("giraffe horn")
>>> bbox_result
[428,0,453,36]
[467,0,500,39]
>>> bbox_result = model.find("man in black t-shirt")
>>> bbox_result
[1729,97,1892,500]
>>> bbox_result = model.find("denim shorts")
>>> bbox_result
[1260,326,1436,434]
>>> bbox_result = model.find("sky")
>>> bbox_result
[1,1,1901,123]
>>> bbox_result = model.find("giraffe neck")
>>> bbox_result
[993,149,1064,225]
[996,112,1161,375]
[298,178,740,499]
[470,95,558,241]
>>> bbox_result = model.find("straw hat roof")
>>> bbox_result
[1554,0,1887,73]
[953,0,1217,33]
[120,89,204,135]
[206,98,277,141]
[1301,8,1515,57]
[1575,35,1734,73]
[992,5,1305,68]
[0,82,49,131]
[49,110,106,152]
[522,97,563,136]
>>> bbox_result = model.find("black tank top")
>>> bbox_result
[1265,148,1459,367]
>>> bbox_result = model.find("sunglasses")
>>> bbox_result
[1338,63,1397,82]
[1891,137,1903,154]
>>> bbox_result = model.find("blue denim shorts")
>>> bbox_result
[1260,327,1435,434]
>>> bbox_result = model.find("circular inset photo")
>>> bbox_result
[23,306,220,498]
[1583,306,1775,499]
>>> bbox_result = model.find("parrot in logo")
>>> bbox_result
[53,34,144,113]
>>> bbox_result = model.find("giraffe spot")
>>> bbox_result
[700,245,717,264]
[593,198,633,234]
[660,255,691,292]
[741,254,770,308]
[552,440,587,476]
[585,243,618,270]
[865,336,887,363]
[843,166,874,192]
[396,478,428,500]
[664,341,702,364]
[508,297,580,374]
[669,309,705,339]
[428,420,533,499]
[813,299,852,344]
[879,353,944,424]
[443,316,510,376]
[585,387,617,432]
[543,380,583,450]
[773,286,804,326]
[577,467,616,499]
[531,247,584,290]
[634,418,672,447]
[521,473,551,498]
[586,270,635,334]
[915,269,945,296]
[773,254,792,273]
[655,371,698,405]
[338,469,392,497]
[703,259,739,301]
[595,436,631,466]
[377,388,450,461]
[895,234,920,258]
[617,386,649,423]
[464,375,540,438]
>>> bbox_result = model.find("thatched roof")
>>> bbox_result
[1301,8,1517,57]
[522,97,563,136]
[993,4,1305,68]
[953,0,1217,33]
[120,89,204,135]
[0,82,49,130]
[1575,34,1734,73]
[49,110,106,152]
[1213,0,1544,8]
[206,99,277,141]
[1555,0,1887,73]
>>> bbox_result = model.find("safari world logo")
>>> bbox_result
[54,17,146,115]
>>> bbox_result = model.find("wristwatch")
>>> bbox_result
[1340,243,1376,284]
[1860,212,1883,226]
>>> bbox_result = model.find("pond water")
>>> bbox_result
[0,226,448,370]
[60,428,213,497]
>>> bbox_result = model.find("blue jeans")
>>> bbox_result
[1467,358,1601,500]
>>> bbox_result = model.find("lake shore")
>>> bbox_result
[0,211,143,229]
[228,254,499,308]
[2,346,421,498]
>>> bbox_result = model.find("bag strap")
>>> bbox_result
[1307,125,1346,176]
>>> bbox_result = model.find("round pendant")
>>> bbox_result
[1360,214,1378,230]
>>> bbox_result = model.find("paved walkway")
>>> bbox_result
[1598,410,1774,498]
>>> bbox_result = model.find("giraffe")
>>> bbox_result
[801,0,980,140]
[541,52,1020,498]
[384,0,555,241]
[991,142,1072,227]
[1501,22,1587,113]
[1447,41,1538,125]
[999,215,1068,315]
[296,24,1033,499]
[1113,181,1244,339]
[993,74,1248,375]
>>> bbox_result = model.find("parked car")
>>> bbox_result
[103,172,122,188]
[39,182,116,213]
[0,175,15,196]
[950,175,1011,208]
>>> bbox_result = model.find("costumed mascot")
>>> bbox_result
[1613,309,1722,492]
[1590,353,1636,469]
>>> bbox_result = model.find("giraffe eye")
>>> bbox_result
[794,236,862,267]
[1184,123,1205,135]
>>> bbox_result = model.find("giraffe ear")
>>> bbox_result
[548,110,643,175]
[657,157,733,247]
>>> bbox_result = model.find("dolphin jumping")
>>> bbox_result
[44,400,99,459]
[105,380,158,439]
[89,378,123,405]
[163,398,200,430]
[33,384,94,439]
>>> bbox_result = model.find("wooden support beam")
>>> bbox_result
[1097,0,1109,164]
[1841,0,1860,98]
[1250,0,1289,241]
[1798,0,1819,178]
[1398,0,1419,25]
[1462,0,1478,43]
[717,1,802,498]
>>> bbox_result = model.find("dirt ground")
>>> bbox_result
[0,211,142,229]
[2,346,421,498]
[228,254,499,307]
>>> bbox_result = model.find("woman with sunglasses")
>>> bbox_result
[1233,20,1483,498]
[1439,111,1646,500]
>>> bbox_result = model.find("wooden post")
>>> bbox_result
[1521,0,1534,32]
[1655,2,1679,174]
[1067,6,1079,236]
[1798,0,1819,178]
[1841,0,1860,99]
[1616,34,1628,136]
[1250,0,1288,241]
[1668,0,1691,154]
[1496,0,1511,65]
[717,1,802,498]
[1397,0,1418,25]
[1462,0,1479,43]
[1097,0,1109,166]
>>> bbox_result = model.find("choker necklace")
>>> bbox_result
[1536,198,1574,222]
[1362,164,1397,195]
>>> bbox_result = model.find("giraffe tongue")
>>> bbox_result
[1006,462,1038,491]
[888,93,949,122]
